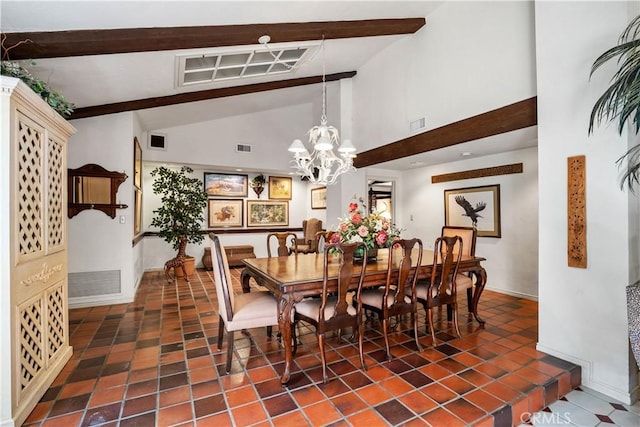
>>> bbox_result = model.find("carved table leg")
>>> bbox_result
[240,269,252,293]
[471,267,487,325]
[278,296,295,385]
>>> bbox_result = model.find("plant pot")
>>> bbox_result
[174,256,196,277]
[354,246,378,263]
[627,282,640,369]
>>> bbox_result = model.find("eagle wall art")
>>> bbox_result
[444,185,501,237]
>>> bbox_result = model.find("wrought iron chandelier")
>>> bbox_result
[287,39,356,185]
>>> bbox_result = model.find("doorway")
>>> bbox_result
[368,179,395,222]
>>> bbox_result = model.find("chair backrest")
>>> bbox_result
[303,218,323,248]
[428,235,463,305]
[319,242,367,327]
[315,230,335,254]
[267,232,297,257]
[442,226,476,256]
[383,238,423,314]
[209,233,235,323]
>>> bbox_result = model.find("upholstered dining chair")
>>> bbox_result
[441,225,477,317]
[361,239,423,361]
[291,242,368,383]
[267,232,298,257]
[415,235,463,345]
[290,218,323,254]
[209,233,279,374]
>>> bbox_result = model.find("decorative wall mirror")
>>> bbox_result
[68,164,128,218]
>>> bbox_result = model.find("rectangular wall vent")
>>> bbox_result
[236,144,252,153]
[410,117,426,133]
[148,133,167,150]
[68,270,121,298]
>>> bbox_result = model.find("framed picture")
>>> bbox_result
[247,200,289,227]
[208,199,243,228]
[204,172,248,197]
[444,184,501,238]
[268,176,292,200]
[134,188,142,235]
[311,186,327,209]
[133,136,142,189]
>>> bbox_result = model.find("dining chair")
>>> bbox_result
[209,233,279,374]
[267,232,298,257]
[290,218,323,254]
[415,235,463,345]
[361,238,423,361]
[441,225,477,317]
[314,230,336,254]
[291,242,368,383]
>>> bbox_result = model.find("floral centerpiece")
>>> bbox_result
[331,197,401,259]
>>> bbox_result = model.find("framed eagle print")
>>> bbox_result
[444,184,501,237]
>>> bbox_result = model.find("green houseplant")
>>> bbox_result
[589,14,640,370]
[151,166,207,277]
[589,14,640,189]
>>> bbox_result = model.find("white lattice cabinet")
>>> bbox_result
[0,77,76,426]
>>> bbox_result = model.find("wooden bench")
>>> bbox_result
[203,245,256,269]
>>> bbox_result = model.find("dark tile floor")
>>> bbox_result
[24,268,581,426]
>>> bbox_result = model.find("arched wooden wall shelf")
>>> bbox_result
[68,163,128,218]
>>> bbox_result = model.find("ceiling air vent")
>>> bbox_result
[409,117,426,134]
[236,144,252,153]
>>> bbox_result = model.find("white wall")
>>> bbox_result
[141,162,327,269]
[402,147,538,299]
[67,113,139,307]
[536,1,639,404]
[352,1,536,152]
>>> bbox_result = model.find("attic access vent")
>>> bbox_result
[236,144,252,153]
[148,133,167,150]
[176,42,319,87]
[410,117,426,133]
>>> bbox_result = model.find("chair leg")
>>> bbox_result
[292,321,298,357]
[319,333,328,383]
[382,318,392,362]
[266,326,272,337]
[412,311,422,352]
[358,323,367,371]
[452,302,462,338]
[446,304,453,321]
[217,315,225,350]
[225,330,235,374]
[467,287,473,313]
[427,308,438,346]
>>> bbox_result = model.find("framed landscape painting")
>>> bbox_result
[208,199,243,228]
[444,184,501,237]
[311,186,326,209]
[268,176,292,200]
[247,200,289,227]
[204,172,248,197]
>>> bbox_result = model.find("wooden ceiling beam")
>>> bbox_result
[2,18,426,60]
[353,97,538,168]
[69,71,356,119]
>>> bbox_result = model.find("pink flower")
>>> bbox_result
[376,230,388,246]
[348,202,358,213]
[330,233,341,243]
[351,213,362,225]
[339,223,348,231]
[358,225,369,237]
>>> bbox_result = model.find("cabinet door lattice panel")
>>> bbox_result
[19,297,44,391]
[46,282,66,360]
[17,114,44,260]
[47,138,65,252]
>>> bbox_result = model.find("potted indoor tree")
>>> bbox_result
[151,166,207,281]
[589,14,640,369]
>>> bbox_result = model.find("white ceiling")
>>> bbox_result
[1,0,537,171]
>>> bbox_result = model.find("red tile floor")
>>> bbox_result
[24,268,581,426]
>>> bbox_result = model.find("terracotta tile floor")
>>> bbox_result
[23,268,584,426]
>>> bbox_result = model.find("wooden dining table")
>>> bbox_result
[241,248,487,384]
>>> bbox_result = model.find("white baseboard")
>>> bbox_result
[69,294,133,309]
[485,286,538,301]
[536,343,636,404]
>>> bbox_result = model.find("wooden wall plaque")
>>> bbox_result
[567,155,587,268]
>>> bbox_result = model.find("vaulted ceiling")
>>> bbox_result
[1,1,536,170]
